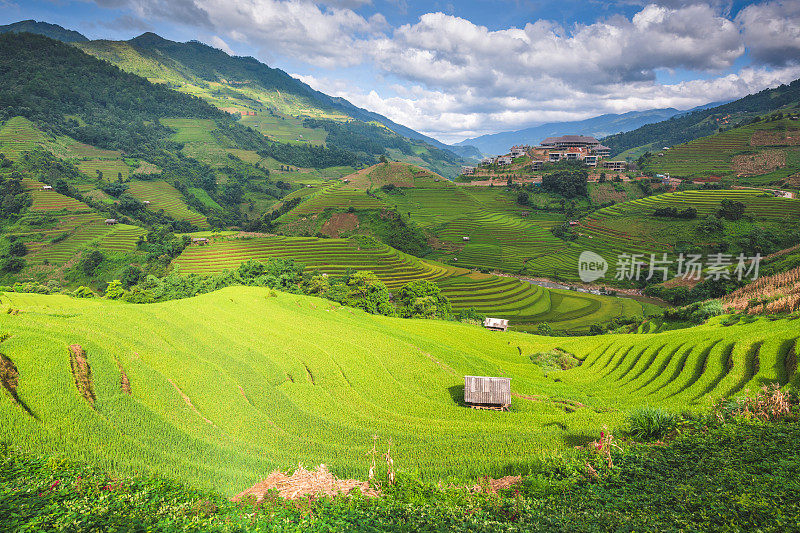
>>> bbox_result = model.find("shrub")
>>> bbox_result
[72,286,95,298]
[529,349,580,371]
[626,406,678,441]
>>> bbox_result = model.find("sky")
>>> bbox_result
[2,1,800,144]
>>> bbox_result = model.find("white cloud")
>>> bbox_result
[297,64,800,143]
[737,0,800,66]
[370,5,744,95]
[209,35,234,55]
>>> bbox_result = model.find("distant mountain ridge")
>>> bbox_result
[119,33,479,160]
[0,19,88,42]
[457,109,687,156]
[0,20,477,161]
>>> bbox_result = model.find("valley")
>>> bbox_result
[0,15,799,532]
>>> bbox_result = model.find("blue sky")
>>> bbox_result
[2,0,799,143]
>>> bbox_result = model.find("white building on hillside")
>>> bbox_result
[497,155,513,166]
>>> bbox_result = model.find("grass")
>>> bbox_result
[0,289,796,498]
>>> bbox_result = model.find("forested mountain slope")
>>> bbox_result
[75,32,476,170]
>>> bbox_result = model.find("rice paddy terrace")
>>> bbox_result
[126,180,209,229]
[572,189,800,278]
[0,288,795,495]
[283,166,800,282]
[14,178,146,265]
[173,235,654,332]
[644,117,800,183]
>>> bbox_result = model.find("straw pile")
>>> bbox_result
[233,464,379,502]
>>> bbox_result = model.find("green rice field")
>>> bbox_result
[0,289,795,496]
[127,180,209,229]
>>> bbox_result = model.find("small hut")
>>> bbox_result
[143,200,151,205]
[104,219,118,225]
[191,237,210,245]
[464,376,511,410]
[462,236,470,241]
[483,317,509,331]
[41,185,53,190]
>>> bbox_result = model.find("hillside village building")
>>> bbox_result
[510,145,529,157]
[496,155,513,166]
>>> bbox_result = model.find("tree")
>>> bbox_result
[717,199,746,221]
[537,322,553,336]
[80,250,105,276]
[121,265,142,288]
[379,155,389,165]
[344,271,395,316]
[397,279,451,319]
[517,191,529,206]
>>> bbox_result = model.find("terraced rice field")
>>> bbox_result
[288,183,388,215]
[0,117,56,159]
[645,118,799,178]
[76,159,132,181]
[127,180,209,229]
[13,179,145,264]
[0,290,794,495]
[564,189,800,280]
[173,236,655,331]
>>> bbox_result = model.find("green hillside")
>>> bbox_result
[0,288,795,496]
[603,79,800,157]
[642,116,800,185]
[275,164,800,285]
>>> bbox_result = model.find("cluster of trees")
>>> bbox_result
[653,206,698,219]
[0,169,31,220]
[717,199,746,221]
[303,119,410,159]
[103,257,457,321]
[257,142,361,169]
[541,170,588,198]
[0,237,27,273]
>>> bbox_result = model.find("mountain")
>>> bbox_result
[602,80,800,157]
[0,19,88,42]
[456,108,684,156]
[74,32,476,170]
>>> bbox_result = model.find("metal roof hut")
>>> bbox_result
[483,317,509,331]
[464,376,511,410]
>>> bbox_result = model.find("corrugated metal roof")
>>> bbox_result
[464,376,511,406]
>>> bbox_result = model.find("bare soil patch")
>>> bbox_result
[732,149,786,176]
[470,475,522,494]
[233,465,379,502]
[0,352,34,416]
[116,360,131,394]
[167,377,218,428]
[69,344,95,405]
[751,130,800,146]
[320,212,359,237]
